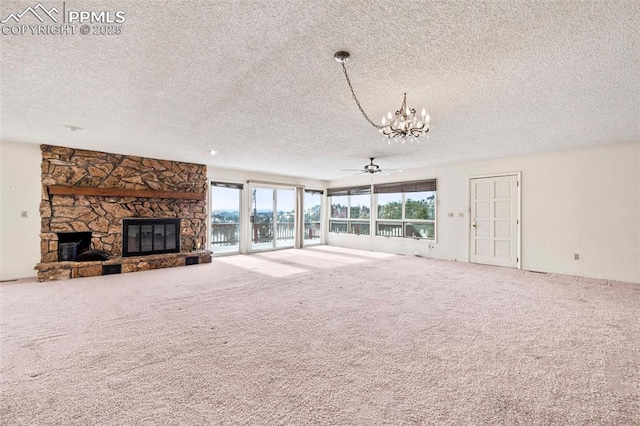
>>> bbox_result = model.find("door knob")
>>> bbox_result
[471,220,477,228]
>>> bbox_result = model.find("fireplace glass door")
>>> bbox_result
[123,219,180,257]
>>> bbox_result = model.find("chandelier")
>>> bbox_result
[334,51,431,144]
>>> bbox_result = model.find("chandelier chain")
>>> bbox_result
[334,51,430,143]
[340,63,383,130]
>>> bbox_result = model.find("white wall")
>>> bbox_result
[207,166,327,253]
[0,141,41,280]
[2,142,638,282]
[327,142,640,283]
[208,167,326,190]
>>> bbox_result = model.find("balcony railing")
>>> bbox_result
[252,223,272,243]
[211,223,239,246]
[304,221,321,240]
[377,222,403,237]
[212,221,322,246]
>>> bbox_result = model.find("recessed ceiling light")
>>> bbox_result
[63,124,82,132]
[209,150,218,156]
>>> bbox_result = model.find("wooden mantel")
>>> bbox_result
[47,186,206,201]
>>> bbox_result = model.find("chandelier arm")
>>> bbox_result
[340,63,383,130]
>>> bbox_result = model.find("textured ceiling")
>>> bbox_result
[1,0,639,180]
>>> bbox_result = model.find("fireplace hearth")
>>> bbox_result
[122,218,180,257]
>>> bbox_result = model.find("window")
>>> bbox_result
[375,180,436,240]
[211,182,243,254]
[327,186,371,235]
[304,189,323,244]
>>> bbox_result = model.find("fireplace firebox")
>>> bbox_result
[122,218,180,257]
[57,232,92,261]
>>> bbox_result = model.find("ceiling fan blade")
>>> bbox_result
[343,159,403,175]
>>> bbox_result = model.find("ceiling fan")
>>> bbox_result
[342,158,403,175]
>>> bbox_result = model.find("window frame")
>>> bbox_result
[328,190,371,236]
[375,191,437,241]
[327,181,436,240]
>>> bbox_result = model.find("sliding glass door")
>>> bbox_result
[250,186,296,251]
[276,189,295,248]
[251,187,274,251]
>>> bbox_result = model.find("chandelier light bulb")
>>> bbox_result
[422,108,427,117]
[382,116,387,125]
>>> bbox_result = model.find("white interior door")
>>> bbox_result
[470,175,519,268]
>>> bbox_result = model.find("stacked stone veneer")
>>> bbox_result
[38,145,210,279]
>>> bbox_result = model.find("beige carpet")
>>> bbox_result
[1,246,638,425]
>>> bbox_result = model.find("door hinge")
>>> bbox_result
[517,219,519,225]
[517,181,520,187]
[517,257,519,263]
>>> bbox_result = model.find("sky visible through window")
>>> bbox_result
[211,186,241,224]
[212,186,319,228]
[211,186,239,211]
[276,189,295,213]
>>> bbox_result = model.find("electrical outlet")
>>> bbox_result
[574,253,580,260]
[21,211,28,218]
[458,212,465,218]
[448,212,454,218]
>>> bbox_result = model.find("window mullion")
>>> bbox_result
[347,195,351,231]
[401,193,406,237]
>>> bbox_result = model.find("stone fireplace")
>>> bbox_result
[36,145,211,281]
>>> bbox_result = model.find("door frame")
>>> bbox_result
[467,172,521,269]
